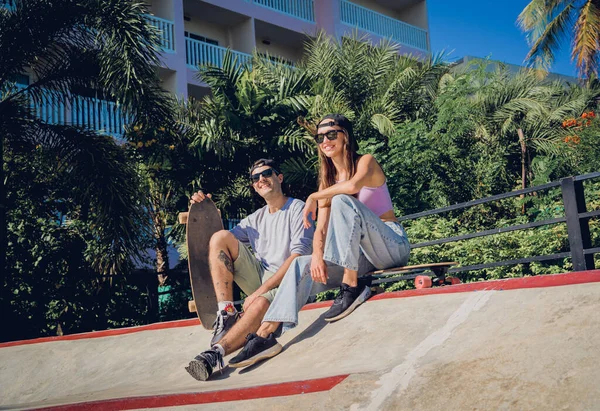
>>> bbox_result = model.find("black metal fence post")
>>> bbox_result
[561,177,595,271]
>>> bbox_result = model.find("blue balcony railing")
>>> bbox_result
[145,14,176,53]
[340,0,429,52]
[12,84,128,138]
[0,0,15,10]
[247,0,314,22]
[70,95,128,138]
[185,38,252,69]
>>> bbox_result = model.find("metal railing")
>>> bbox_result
[247,0,314,22]
[11,84,128,138]
[31,92,69,125]
[70,95,128,138]
[399,172,600,274]
[340,0,428,51]
[0,0,15,10]
[155,174,599,308]
[145,14,175,53]
[185,38,252,69]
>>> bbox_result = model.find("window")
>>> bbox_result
[184,31,219,46]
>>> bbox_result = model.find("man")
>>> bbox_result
[185,158,313,381]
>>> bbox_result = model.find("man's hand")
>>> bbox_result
[190,190,211,204]
[190,191,221,216]
[242,289,264,312]
[310,254,328,284]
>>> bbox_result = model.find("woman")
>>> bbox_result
[227,114,410,369]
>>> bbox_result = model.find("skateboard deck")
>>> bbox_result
[308,261,460,298]
[369,262,460,289]
[180,199,223,329]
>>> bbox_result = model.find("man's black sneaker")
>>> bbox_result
[323,283,372,322]
[185,349,224,381]
[228,333,282,368]
[211,310,239,346]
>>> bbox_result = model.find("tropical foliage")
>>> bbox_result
[1,0,174,341]
[518,0,600,78]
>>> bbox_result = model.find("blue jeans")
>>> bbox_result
[263,194,410,332]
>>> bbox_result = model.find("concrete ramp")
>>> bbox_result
[1,270,599,410]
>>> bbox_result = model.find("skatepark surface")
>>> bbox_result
[1,270,599,410]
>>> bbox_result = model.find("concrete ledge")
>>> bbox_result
[2,270,600,410]
[2,270,598,349]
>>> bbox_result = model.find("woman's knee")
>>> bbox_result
[331,194,355,211]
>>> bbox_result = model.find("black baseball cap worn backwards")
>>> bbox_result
[317,113,353,137]
[249,158,280,176]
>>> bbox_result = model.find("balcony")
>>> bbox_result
[70,96,128,138]
[247,0,314,22]
[145,14,176,53]
[0,0,15,10]
[185,38,252,69]
[14,84,128,138]
[340,0,428,51]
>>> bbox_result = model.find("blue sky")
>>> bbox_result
[427,0,578,77]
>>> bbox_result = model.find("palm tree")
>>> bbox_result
[518,0,600,79]
[474,67,600,195]
[180,49,314,212]
[180,32,451,205]
[1,0,174,322]
[285,32,450,191]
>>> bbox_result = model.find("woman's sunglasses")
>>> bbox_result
[250,168,278,183]
[314,129,344,144]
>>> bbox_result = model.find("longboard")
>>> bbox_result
[178,199,223,329]
[369,261,460,289]
[308,261,460,298]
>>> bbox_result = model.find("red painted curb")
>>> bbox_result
[0,319,199,348]
[3,270,599,348]
[31,374,349,411]
[370,269,600,302]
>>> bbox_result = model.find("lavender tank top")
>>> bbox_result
[355,181,394,217]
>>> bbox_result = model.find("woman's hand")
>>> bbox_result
[310,254,328,284]
[303,194,317,229]
[190,190,211,204]
[242,289,263,312]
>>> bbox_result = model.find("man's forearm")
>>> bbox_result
[258,253,301,292]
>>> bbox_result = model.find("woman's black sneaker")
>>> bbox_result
[323,283,372,322]
[185,349,224,381]
[228,333,282,368]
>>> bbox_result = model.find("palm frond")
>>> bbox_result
[573,0,600,77]
[520,1,576,73]
[280,155,318,187]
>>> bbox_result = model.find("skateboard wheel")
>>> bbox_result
[415,275,432,289]
[447,277,461,285]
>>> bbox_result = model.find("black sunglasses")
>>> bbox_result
[314,130,344,144]
[250,168,278,183]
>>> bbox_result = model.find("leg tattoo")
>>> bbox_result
[218,250,234,273]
